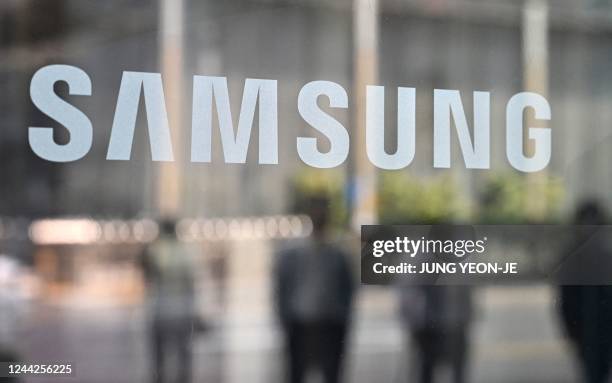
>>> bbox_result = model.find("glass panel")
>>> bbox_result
[1,1,611,382]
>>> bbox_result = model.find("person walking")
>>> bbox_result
[142,219,197,383]
[274,196,355,383]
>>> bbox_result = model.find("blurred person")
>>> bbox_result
[558,201,612,383]
[273,195,355,383]
[399,285,472,383]
[209,244,228,312]
[141,219,197,383]
[398,225,473,383]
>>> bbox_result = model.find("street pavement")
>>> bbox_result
[11,284,580,383]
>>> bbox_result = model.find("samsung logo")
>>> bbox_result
[28,64,551,172]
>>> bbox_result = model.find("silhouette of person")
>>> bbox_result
[141,219,196,383]
[398,225,473,383]
[274,195,355,383]
[558,201,612,383]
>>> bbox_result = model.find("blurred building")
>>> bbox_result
[1,0,612,219]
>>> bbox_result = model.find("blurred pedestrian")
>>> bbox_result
[399,285,472,383]
[273,195,355,383]
[558,201,612,383]
[141,218,197,383]
[398,225,473,383]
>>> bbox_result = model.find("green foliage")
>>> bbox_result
[291,168,565,227]
[478,173,564,223]
[290,168,348,229]
[378,172,468,224]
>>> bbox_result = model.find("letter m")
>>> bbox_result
[191,76,277,164]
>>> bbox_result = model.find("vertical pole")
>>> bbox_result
[352,0,379,230]
[158,0,184,217]
[522,0,549,221]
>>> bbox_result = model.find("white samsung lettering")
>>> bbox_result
[297,81,349,168]
[28,65,552,172]
[366,86,416,170]
[506,92,551,172]
[107,71,174,161]
[191,76,278,164]
[29,65,93,162]
[434,90,490,169]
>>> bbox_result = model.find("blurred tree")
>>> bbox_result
[378,172,468,224]
[292,169,564,227]
[291,168,349,230]
[478,172,564,223]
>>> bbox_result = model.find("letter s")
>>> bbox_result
[297,81,349,168]
[29,65,92,162]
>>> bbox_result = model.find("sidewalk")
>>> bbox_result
[13,284,576,383]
